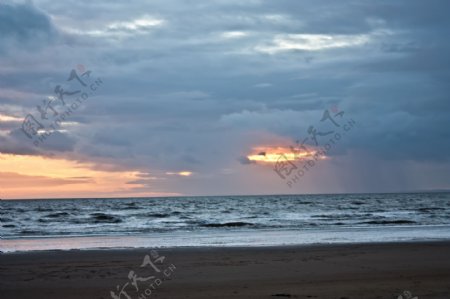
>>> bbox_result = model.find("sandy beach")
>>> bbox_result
[1,241,449,299]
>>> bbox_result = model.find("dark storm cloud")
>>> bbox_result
[0,127,75,156]
[1,0,449,194]
[0,134,39,156]
[0,1,57,53]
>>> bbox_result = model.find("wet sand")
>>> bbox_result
[1,241,449,299]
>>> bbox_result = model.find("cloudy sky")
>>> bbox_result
[0,0,449,199]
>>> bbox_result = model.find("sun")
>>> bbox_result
[247,145,325,164]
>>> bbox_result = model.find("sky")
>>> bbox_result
[0,0,449,199]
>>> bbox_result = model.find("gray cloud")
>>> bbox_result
[0,1,57,53]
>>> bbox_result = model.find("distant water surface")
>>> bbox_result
[1,193,449,240]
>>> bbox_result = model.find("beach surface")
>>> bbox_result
[1,241,449,299]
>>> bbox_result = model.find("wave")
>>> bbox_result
[148,213,171,218]
[417,207,445,213]
[20,230,43,235]
[36,207,54,212]
[45,212,70,218]
[360,220,416,225]
[201,222,255,228]
[90,213,122,223]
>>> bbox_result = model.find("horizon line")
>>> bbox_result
[2,189,449,201]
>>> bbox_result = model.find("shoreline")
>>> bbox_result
[1,238,450,254]
[1,241,449,298]
[2,238,450,255]
[2,225,450,253]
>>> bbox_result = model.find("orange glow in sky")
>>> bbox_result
[0,153,179,200]
[247,146,325,164]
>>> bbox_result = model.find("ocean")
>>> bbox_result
[1,192,450,252]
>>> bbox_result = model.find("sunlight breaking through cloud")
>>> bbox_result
[256,33,371,53]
